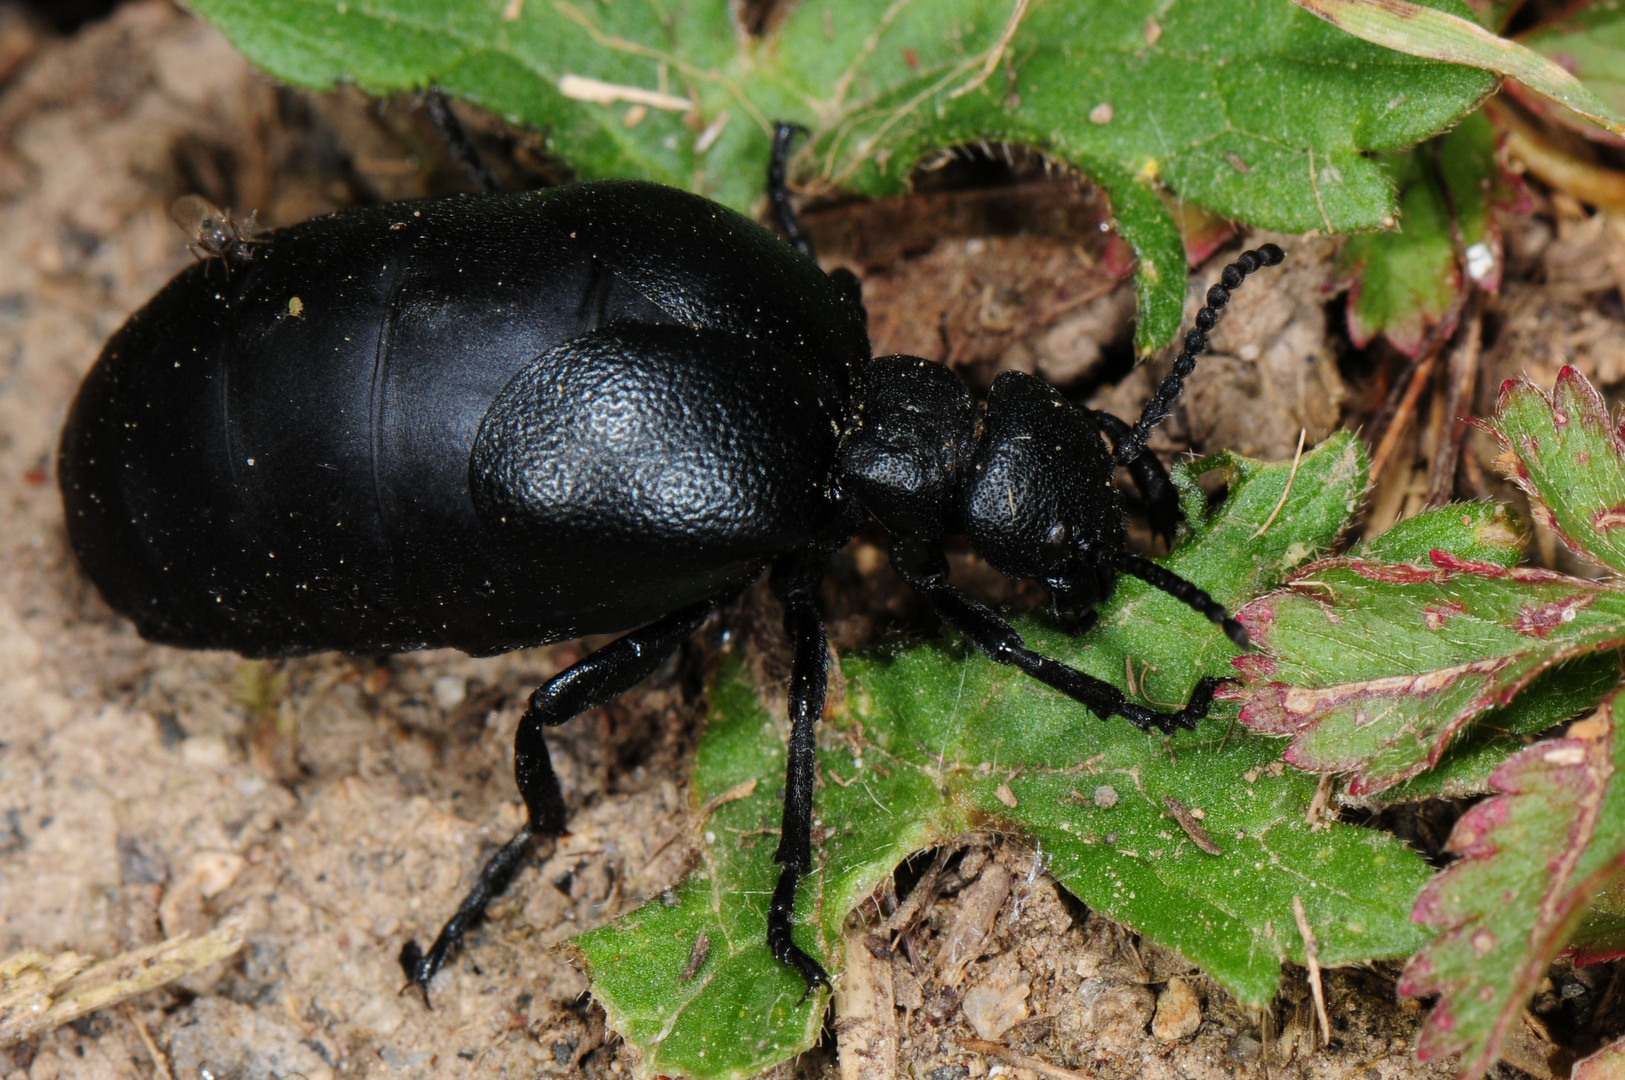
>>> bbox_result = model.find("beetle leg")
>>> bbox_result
[767,555,835,999]
[1091,409,1180,545]
[399,599,715,1004]
[423,87,503,195]
[891,540,1226,736]
[768,122,817,262]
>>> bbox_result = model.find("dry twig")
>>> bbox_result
[1292,895,1330,1048]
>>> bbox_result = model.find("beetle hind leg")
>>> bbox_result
[399,599,716,1004]
[766,553,835,999]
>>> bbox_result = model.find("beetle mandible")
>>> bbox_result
[58,120,1282,1000]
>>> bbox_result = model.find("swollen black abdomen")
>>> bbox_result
[60,183,867,657]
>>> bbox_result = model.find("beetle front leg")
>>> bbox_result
[891,540,1226,735]
[767,556,834,999]
[400,599,716,1003]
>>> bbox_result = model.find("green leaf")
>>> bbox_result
[1326,503,1617,805]
[1293,0,1625,135]
[1356,652,1622,804]
[1236,554,1625,796]
[1335,112,1519,355]
[1479,365,1625,576]
[571,664,951,1080]
[1242,367,1625,797]
[1399,691,1625,1080]
[185,0,1497,352]
[580,434,1438,1078]
[1521,1,1625,145]
[1356,500,1525,568]
[1336,149,1448,355]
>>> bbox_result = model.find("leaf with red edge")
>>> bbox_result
[1338,147,1461,357]
[1234,552,1625,795]
[1574,1034,1625,1080]
[1336,113,1522,354]
[1478,365,1625,575]
[1399,691,1625,1080]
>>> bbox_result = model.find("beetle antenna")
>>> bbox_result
[768,122,817,262]
[1113,243,1284,468]
[1111,550,1250,650]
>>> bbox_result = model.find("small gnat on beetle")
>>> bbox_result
[58,118,1282,1002]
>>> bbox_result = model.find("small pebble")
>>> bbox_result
[1152,976,1202,1041]
[433,675,467,709]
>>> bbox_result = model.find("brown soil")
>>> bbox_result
[2,5,1624,1080]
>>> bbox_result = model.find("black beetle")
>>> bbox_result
[57,122,1281,1000]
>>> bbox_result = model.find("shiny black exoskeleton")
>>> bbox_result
[58,121,1282,1002]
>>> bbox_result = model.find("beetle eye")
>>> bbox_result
[1042,521,1070,564]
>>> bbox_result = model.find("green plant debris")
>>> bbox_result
[1336,113,1517,357]
[577,434,1440,1079]
[1479,366,1625,576]
[1399,691,1625,1080]
[185,0,1496,352]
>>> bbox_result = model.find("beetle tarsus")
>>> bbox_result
[424,87,503,195]
[769,121,817,262]
[399,824,537,1002]
[768,866,832,999]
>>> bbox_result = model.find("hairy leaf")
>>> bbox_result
[1479,365,1625,575]
[1356,501,1525,568]
[1339,146,1458,356]
[1347,652,1622,805]
[1399,692,1625,1080]
[1237,553,1625,796]
[578,435,1438,1078]
[187,0,1496,351]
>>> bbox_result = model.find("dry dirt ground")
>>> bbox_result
[3,5,1625,1080]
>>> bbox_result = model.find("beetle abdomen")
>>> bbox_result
[60,182,867,656]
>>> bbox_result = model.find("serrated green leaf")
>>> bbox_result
[1236,554,1625,796]
[1480,365,1625,576]
[1338,147,1460,356]
[1399,690,1625,1080]
[186,0,1496,353]
[1354,651,1621,804]
[579,434,1438,1078]
[1356,501,1525,568]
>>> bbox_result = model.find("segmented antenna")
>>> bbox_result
[1113,243,1285,467]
